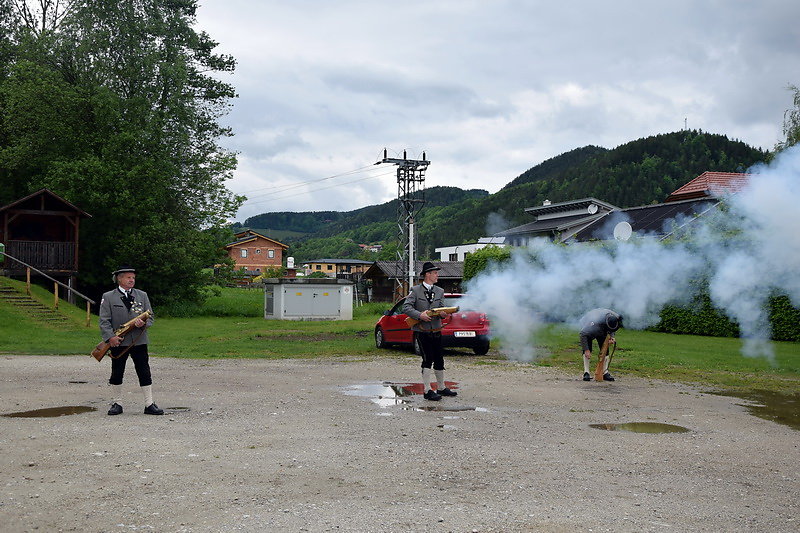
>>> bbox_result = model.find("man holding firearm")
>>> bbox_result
[99,266,163,415]
[579,308,623,382]
[403,261,457,401]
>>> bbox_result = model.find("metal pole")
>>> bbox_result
[408,218,415,289]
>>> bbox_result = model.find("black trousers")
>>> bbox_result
[416,331,444,371]
[108,344,152,386]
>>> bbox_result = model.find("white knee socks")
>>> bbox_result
[434,369,445,390]
[421,368,432,392]
[110,384,123,404]
[141,385,154,407]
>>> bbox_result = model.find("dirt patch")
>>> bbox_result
[1,354,797,532]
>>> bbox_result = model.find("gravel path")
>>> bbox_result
[0,354,797,532]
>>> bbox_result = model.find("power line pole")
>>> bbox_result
[377,148,429,300]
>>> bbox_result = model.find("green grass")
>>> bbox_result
[1,279,798,394]
[530,324,800,394]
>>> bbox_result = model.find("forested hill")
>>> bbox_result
[239,187,489,237]
[238,130,768,261]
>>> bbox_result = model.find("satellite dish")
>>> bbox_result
[613,221,633,241]
[587,203,598,214]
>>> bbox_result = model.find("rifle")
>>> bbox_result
[405,306,459,328]
[91,310,152,362]
[594,334,612,381]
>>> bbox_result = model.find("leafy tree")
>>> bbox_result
[775,84,800,153]
[0,0,242,305]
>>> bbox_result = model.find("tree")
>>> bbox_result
[775,84,800,153]
[0,0,242,306]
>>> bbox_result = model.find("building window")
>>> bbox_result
[327,264,333,271]
[268,249,275,258]
[315,264,321,270]
[240,249,247,258]
[255,249,262,254]
[449,253,458,261]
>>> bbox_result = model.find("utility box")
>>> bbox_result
[264,278,353,320]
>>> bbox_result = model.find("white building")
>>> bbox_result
[435,236,506,262]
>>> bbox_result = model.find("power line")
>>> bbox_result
[236,164,379,195]
[239,169,396,207]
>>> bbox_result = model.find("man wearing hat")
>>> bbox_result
[99,266,163,415]
[579,308,623,382]
[402,261,457,401]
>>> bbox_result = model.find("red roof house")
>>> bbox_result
[224,229,288,275]
[665,171,751,202]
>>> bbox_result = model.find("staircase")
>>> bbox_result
[0,285,72,326]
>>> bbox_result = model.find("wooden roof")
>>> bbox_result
[226,229,288,249]
[364,261,463,280]
[0,188,91,217]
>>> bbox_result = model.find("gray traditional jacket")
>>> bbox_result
[579,308,621,339]
[402,283,446,332]
[99,288,154,346]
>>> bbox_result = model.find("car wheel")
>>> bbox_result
[375,328,388,349]
[472,343,490,355]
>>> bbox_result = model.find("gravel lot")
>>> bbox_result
[1,354,797,532]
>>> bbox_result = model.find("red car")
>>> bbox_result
[374,293,490,355]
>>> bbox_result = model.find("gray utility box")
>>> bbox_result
[263,278,354,320]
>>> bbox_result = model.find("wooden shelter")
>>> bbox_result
[0,189,91,286]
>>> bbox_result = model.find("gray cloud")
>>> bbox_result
[196,0,800,220]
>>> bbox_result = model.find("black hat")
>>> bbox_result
[112,266,136,276]
[606,314,623,331]
[420,261,440,275]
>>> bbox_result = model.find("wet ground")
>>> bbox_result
[1,355,797,532]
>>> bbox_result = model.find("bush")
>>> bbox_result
[653,292,800,341]
[463,245,512,282]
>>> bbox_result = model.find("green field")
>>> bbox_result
[1,280,798,394]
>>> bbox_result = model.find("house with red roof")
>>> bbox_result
[224,229,288,275]
[665,171,751,202]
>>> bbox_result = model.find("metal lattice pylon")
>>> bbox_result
[377,149,429,300]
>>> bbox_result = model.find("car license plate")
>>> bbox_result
[454,331,476,337]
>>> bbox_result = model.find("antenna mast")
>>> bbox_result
[377,148,430,300]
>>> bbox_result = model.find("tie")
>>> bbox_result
[122,290,132,310]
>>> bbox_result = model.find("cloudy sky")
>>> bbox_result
[194,0,800,222]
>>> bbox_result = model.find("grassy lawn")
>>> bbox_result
[1,279,798,394]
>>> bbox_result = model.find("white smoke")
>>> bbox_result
[463,146,800,361]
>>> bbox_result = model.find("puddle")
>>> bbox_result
[68,381,88,384]
[707,390,800,431]
[3,406,97,418]
[410,405,488,412]
[343,381,488,412]
[590,422,690,433]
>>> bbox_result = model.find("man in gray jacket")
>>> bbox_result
[579,308,623,382]
[403,262,457,401]
[99,266,162,415]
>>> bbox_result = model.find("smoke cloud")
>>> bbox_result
[463,146,800,361]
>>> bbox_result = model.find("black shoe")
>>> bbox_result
[144,403,164,415]
[583,372,591,381]
[108,402,123,416]
[423,390,442,401]
[602,372,615,382]
[438,388,457,397]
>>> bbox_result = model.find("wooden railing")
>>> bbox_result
[5,240,76,271]
[1,251,95,326]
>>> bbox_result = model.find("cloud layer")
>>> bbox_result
[195,1,800,219]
